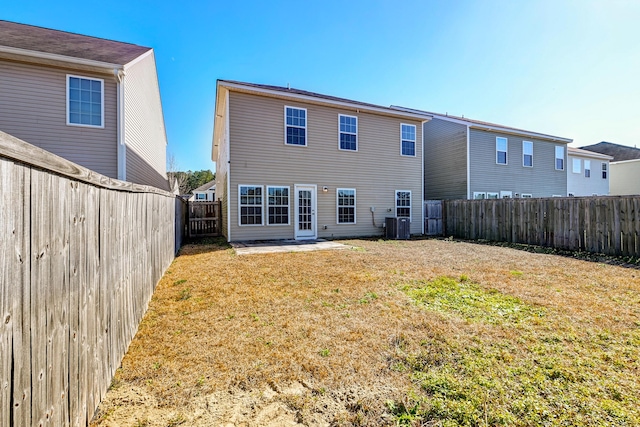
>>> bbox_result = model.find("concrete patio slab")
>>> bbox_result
[230,239,350,255]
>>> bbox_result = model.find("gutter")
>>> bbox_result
[0,45,123,71]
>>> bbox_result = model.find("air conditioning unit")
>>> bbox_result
[385,217,410,240]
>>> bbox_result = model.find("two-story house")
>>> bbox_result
[0,20,169,190]
[212,80,429,241]
[391,108,573,200]
[580,141,640,196]
[566,147,612,196]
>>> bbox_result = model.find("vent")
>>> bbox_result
[385,217,410,240]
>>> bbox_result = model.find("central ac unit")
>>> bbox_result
[385,217,410,240]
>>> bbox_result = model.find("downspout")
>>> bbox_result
[115,68,126,181]
[466,125,471,199]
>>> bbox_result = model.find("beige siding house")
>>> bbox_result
[0,20,169,190]
[212,80,429,241]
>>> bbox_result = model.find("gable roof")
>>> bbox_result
[0,20,150,66]
[578,141,640,162]
[391,105,572,143]
[192,179,216,193]
[567,146,613,160]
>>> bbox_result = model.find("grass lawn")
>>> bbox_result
[92,238,640,426]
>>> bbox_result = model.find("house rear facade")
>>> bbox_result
[567,147,611,196]
[0,20,169,190]
[212,80,428,241]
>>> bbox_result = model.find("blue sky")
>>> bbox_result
[4,1,639,173]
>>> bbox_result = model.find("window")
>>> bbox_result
[239,185,263,225]
[67,75,103,127]
[584,160,591,178]
[473,192,486,200]
[487,192,499,199]
[500,191,513,199]
[401,124,416,156]
[521,194,533,198]
[338,115,357,151]
[396,190,411,218]
[267,186,289,225]
[602,163,608,179]
[285,106,307,146]
[496,137,508,164]
[337,188,356,224]
[523,141,533,167]
[195,193,206,200]
[572,158,581,173]
[555,146,565,170]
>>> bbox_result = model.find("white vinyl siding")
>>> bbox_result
[396,190,411,218]
[555,146,565,170]
[267,186,290,225]
[496,137,508,165]
[238,185,263,226]
[401,124,416,156]
[338,114,357,151]
[336,188,356,224]
[284,106,307,146]
[523,141,533,167]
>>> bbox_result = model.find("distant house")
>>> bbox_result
[212,80,429,241]
[0,20,169,190]
[580,142,640,195]
[391,107,572,199]
[189,179,216,201]
[566,147,612,196]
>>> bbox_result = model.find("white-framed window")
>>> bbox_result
[572,158,581,173]
[338,115,357,151]
[500,191,513,199]
[602,163,608,179]
[523,141,533,167]
[396,190,411,218]
[487,192,499,199]
[195,193,206,200]
[400,124,416,156]
[496,137,508,165]
[521,194,533,198]
[67,75,104,128]
[555,146,565,170]
[267,186,289,225]
[473,192,486,200]
[284,106,307,146]
[238,185,263,226]
[336,188,356,224]
[584,160,591,178]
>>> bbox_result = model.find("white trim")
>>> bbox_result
[0,45,124,70]
[66,74,105,129]
[284,105,307,146]
[610,158,640,165]
[116,73,126,180]
[522,140,533,167]
[555,146,565,171]
[395,190,412,220]
[225,89,231,240]
[122,49,153,70]
[220,81,431,122]
[466,125,471,199]
[500,191,513,199]
[338,114,358,152]
[421,124,425,235]
[496,136,508,165]
[400,123,417,157]
[266,185,291,226]
[336,188,356,224]
[521,193,533,198]
[294,184,317,240]
[238,184,264,227]
[601,162,608,179]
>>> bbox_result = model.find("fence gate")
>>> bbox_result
[424,200,444,236]
[188,200,221,237]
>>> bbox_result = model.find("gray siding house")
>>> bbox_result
[567,147,611,196]
[0,20,169,190]
[392,108,573,200]
[212,80,429,241]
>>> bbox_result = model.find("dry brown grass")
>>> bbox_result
[92,238,640,426]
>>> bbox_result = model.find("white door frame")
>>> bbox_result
[294,184,317,240]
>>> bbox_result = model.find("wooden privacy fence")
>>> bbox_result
[444,196,640,257]
[0,130,180,426]
[188,200,221,237]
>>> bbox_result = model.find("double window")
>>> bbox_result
[396,190,411,218]
[239,185,263,225]
[337,188,356,224]
[401,124,416,156]
[496,137,508,164]
[523,141,533,167]
[267,186,290,225]
[339,115,357,151]
[67,75,103,127]
[555,146,565,170]
[285,106,307,146]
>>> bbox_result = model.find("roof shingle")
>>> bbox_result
[579,142,640,162]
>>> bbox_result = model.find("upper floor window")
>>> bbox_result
[339,115,357,151]
[267,186,289,225]
[285,106,307,146]
[584,160,591,178]
[195,193,206,200]
[496,137,508,164]
[522,141,533,167]
[239,185,263,226]
[555,146,565,170]
[337,188,356,224]
[572,158,581,174]
[67,75,103,128]
[401,124,416,156]
[602,163,608,179]
[396,190,411,218]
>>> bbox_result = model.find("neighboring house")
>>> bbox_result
[212,80,429,241]
[566,147,612,196]
[189,179,216,201]
[0,20,169,190]
[391,107,573,200]
[580,141,640,196]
